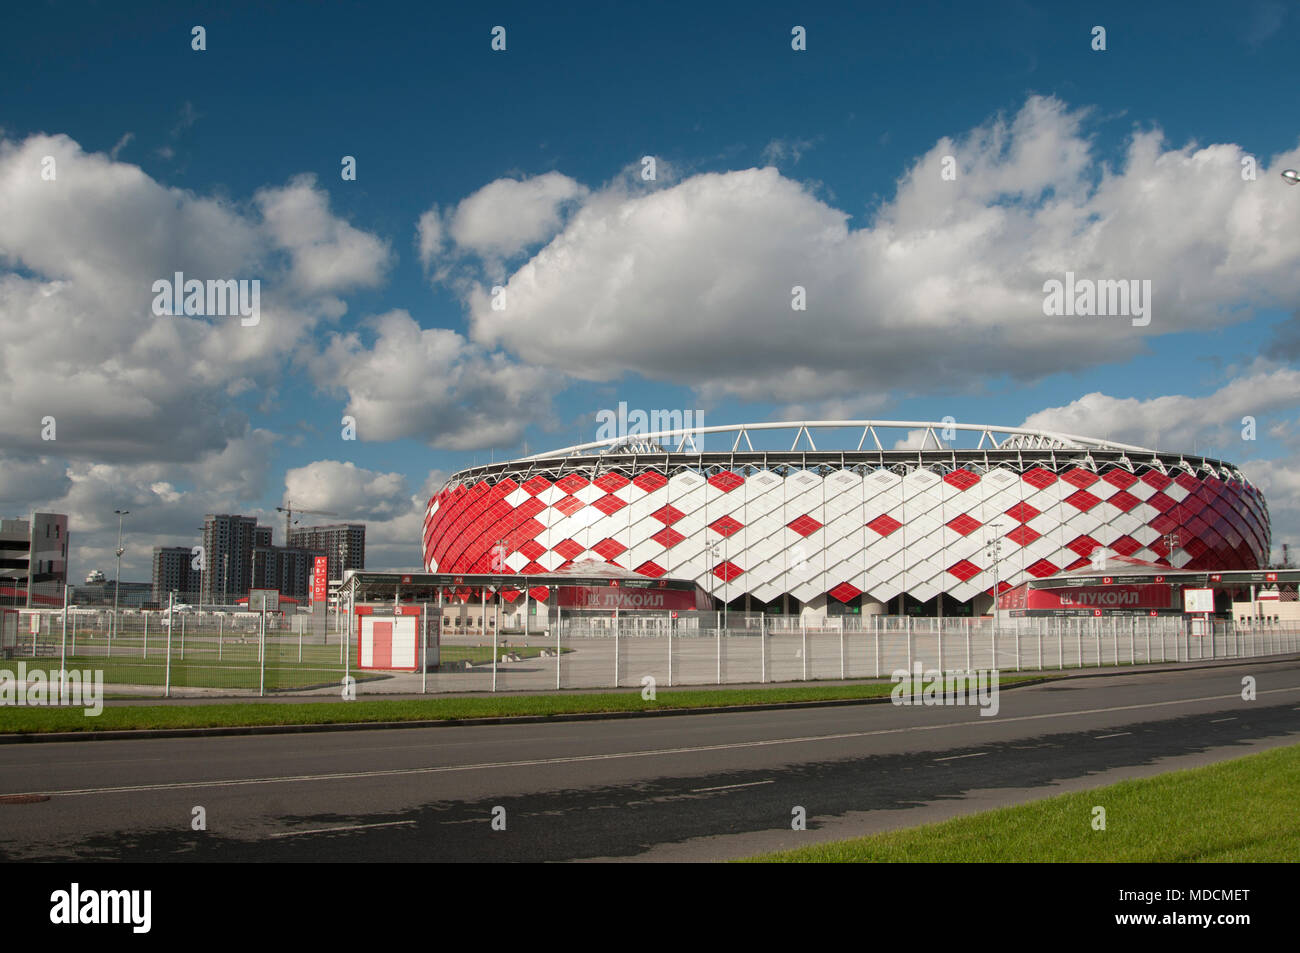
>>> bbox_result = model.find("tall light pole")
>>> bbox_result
[112,509,129,640]
[985,521,1006,629]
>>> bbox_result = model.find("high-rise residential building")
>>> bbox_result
[201,515,272,605]
[253,525,273,549]
[152,546,196,602]
[0,512,69,607]
[251,545,322,600]
[288,523,365,583]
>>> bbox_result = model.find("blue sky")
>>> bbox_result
[1,0,1298,576]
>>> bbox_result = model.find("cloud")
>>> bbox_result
[256,174,392,294]
[283,460,410,521]
[310,309,553,450]
[462,96,1300,404]
[422,172,588,266]
[761,137,817,167]
[1018,363,1300,453]
[0,134,389,462]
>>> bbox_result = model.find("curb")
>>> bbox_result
[1,654,1292,744]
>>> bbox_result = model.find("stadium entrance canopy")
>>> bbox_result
[340,561,711,611]
[999,553,1297,617]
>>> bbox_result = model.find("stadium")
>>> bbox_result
[421,421,1271,620]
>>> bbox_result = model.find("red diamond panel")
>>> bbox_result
[554,474,590,494]
[828,582,862,603]
[1065,489,1101,511]
[1022,468,1057,489]
[709,514,743,537]
[514,496,546,520]
[633,472,668,492]
[521,476,552,496]
[529,586,550,602]
[652,527,685,548]
[1006,525,1040,546]
[1026,559,1059,578]
[1005,501,1040,523]
[945,469,980,490]
[946,513,982,536]
[788,514,823,537]
[593,472,630,492]
[521,561,547,575]
[592,494,627,516]
[1061,468,1100,489]
[552,539,585,561]
[553,495,585,517]
[1110,535,1142,556]
[1146,491,1175,513]
[1175,472,1201,492]
[1141,471,1172,490]
[591,538,627,561]
[708,471,745,492]
[866,514,903,536]
[713,561,744,582]
[947,559,981,582]
[635,560,667,578]
[651,504,685,525]
[1102,469,1138,489]
[1067,535,1102,557]
[517,539,546,561]
[1106,490,1140,512]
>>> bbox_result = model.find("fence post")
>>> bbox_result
[840,618,846,680]
[421,602,427,695]
[613,608,620,688]
[716,611,722,685]
[1075,619,1082,669]
[906,616,912,672]
[71,611,76,656]
[218,614,223,661]
[667,613,673,687]
[165,593,174,698]
[143,612,148,659]
[259,609,266,697]
[555,595,562,690]
[59,586,69,703]
[761,613,767,684]
[491,589,498,693]
[180,613,186,661]
[1037,618,1043,671]
[990,617,996,671]
[800,621,808,681]
[875,615,881,678]
[1014,626,1021,672]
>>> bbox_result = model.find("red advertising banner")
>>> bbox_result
[1002,583,1173,612]
[556,584,703,611]
[312,555,328,604]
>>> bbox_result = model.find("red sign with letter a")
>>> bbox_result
[312,555,328,604]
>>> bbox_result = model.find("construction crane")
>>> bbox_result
[275,500,338,544]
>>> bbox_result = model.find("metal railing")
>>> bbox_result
[3,604,1296,699]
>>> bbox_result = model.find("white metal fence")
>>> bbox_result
[3,606,1296,698]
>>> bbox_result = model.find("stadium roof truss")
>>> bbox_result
[448,421,1256,491]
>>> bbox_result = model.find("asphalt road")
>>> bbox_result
[2,659,1298,862]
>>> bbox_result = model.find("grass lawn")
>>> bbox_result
[744,742,1300,862]
[0,676,1039,734]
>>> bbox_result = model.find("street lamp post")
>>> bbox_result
[112,509,129,641]
[985,521,1006,635]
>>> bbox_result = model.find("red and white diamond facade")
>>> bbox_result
[422,422,1270,612]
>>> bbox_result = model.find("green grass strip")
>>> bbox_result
[744,742,1300,862]
[0,677,1038,735]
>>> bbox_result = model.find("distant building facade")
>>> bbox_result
[288,523,365,584]
[152,546,197,603]
[0,512,69,607]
